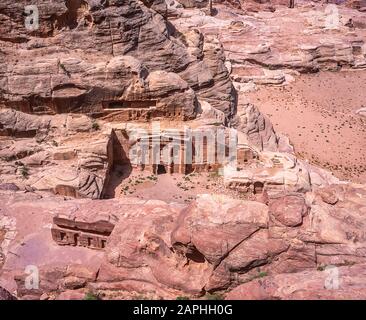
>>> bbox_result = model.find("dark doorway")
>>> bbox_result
[74,234,79,246]
[253,182,264,194]
[157,165,166,175]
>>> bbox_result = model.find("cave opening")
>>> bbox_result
[157,164,167,175]
[253,181,264,194]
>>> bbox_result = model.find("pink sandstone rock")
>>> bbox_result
[1,1,366,301]
[269,193,309,227]
[0,182,364,299]
[226,264,366,300]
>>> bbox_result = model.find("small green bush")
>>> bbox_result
[257,271,268,278]
[20,165,29,179]
[84,292,99,300]
[59,63,71,77]
[92,122,100,131]
[204,293,225,300]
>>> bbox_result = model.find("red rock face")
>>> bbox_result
[226,263,366,300]
[0,286,16,300]
[0,183,364,300]
[0,1,366,301]
[0,0,235,119]
[269,194,308,227]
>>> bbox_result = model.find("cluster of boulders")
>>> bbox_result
[0,182,365,300]
[171,2,366,88]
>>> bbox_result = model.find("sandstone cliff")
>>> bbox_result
[0,0,366,301]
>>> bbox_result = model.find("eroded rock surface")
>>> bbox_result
[0,0,366,301]
[171,2,366,87]
[0,0,237,121]
[226,263,366,300]
[0,286,16,300]
[0,183,364,299]
[0,109,111,199]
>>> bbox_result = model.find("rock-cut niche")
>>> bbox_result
[52,0,92,31]
[102,130,133,198]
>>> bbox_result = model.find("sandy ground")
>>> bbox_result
[104,166,254,203]
[243,70,366,183]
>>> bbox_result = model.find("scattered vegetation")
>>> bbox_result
[244,269,269,283]
[257,271,268,278]
[92,121,100,131]
[20,165,30,179]
[203,293,225,300]
[147,175,158,181]
[59,62,71,77]
[176,181,189,191]
[84,292,100,300]
[120,174,158,196]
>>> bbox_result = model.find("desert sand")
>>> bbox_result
[244,70,366,183]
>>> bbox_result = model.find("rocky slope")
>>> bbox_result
[172,1,366,86]
[0,0,235,119]
[1,182,366,300]
[0,0,366,300]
